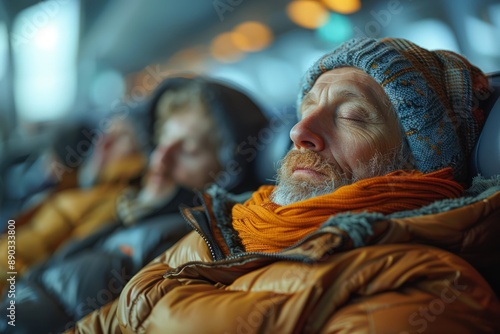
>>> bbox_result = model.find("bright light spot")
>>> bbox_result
[34,26,59,50]
[210,32,244,63]
[322,0,361,14]
[166,46,209,72]
[286,1,329,29]
[12,0,80,122]
[169,46,206,65]
[316,13,352,44]
[231,21,273,52]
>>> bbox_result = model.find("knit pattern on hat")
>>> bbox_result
[299,38,489,183]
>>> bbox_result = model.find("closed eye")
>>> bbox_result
[337,106,369,123]
[339,116,365,122]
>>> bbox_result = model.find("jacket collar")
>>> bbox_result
[181,177,500,263]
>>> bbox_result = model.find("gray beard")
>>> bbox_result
[270,145,413,206]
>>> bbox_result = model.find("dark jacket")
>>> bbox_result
[144,75,271,194]
[0,187,195,334]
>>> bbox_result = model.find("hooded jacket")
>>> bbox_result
[144,76,270,194]
[69,176,500,334]
[0,76,271,334]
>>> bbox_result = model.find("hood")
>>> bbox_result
[145,75,270,193]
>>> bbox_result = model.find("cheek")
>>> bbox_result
[343,140,374,167]
[340,127,393,164]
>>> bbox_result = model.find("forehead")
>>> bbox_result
[159,106,214,141]
[302,67,388,108]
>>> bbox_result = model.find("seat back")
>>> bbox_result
[254,110,296,185]
[470,72,500,178]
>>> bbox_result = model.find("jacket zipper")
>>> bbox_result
[165,234,333,279]
[179,207,217,261]
[171,212,348,278]
[223,234,336,262]
[169,190,347,277]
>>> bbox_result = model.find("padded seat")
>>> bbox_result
[470,72,500,178]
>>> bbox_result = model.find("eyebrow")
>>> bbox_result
[300,89,363,111]
[335,89,361,100]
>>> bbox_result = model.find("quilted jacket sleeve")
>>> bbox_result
[117,239,500,334]
[66,299,122,334]
[0,185,123,294]
[117,231,213,333]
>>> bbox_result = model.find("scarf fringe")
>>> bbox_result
[323,213,383,247]
[324,175,500,248]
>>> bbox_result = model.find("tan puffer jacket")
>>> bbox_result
[71,179,500,334]
[0,154,145,287]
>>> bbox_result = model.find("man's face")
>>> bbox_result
[144,105,221,199]
[271,67,408,205]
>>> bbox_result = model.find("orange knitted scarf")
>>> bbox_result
[232,168,463,253]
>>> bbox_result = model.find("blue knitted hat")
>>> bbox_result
[298,37,489,183]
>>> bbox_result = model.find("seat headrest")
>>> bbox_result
[470,72,500,178]
[254,111,297,185]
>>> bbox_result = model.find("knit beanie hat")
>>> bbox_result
[299,37,490,183]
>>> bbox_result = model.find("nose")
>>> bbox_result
[290,115,325,152]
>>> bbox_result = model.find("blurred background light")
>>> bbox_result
[169,46,207,65]
[210,32,245,63]
[12,0,79,123]
[34,25,58,50]
[322,0,361,14]
[231,21,273,52]
[0,0,498,144]
[316,13,353,44]
[90,69,125,108]
[286,1,329,29]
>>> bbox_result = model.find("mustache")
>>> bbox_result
[278,150,339,179]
